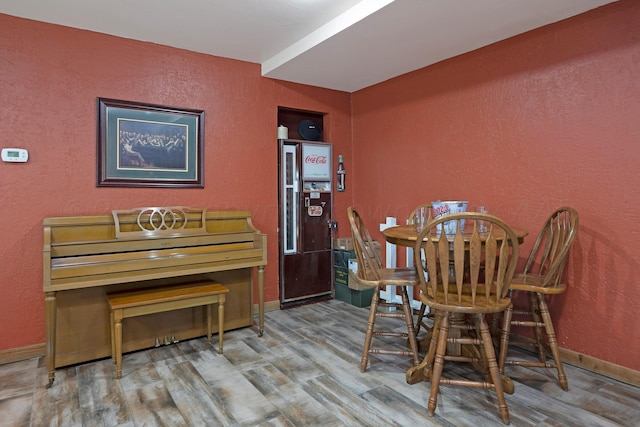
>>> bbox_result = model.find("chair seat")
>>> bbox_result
[368,267,419,287]
[510,273,567,294]
[420,292,512,314]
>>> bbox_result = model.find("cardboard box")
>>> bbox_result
[348,269,373,291]
[348,258,358,274]
[333,237,354,251]
[347,258,381,291]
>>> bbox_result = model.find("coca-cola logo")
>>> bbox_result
[305,155,327,164]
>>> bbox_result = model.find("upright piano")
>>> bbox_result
[43,207,267,386]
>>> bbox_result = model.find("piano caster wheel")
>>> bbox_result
[259,329,264,337]
[46,378,54,389]
[171,334,179,344]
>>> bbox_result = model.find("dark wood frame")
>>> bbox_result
[97,98,204,188]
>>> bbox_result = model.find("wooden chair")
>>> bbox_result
[347,207,420,372]
[497,207,579,391]
[408,204,434,337]
[409,212,519,425]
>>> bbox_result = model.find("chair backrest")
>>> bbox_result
[522,207,579,288]
[347,207,383,282]
[414,212,520,309]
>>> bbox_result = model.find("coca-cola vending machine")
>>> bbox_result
[278,139,334,308]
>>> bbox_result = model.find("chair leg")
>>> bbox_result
[498,303,513,375]
[490,311,501,342]
[529,292,546,362]
[415,303,427,335]
[427,311,449,417]
[477,314,510,425]
[536,293,568,391]
[361,286,381,372]
[400,286,420,366]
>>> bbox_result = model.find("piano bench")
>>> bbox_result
[106,281,229,379]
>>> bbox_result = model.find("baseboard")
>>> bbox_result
[559,347,640,387]
[253,300,280,314]
[0,343,45,365]
[511,336,640,388]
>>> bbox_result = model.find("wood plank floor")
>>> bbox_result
[1,299,639,426]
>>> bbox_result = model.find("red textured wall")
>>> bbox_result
[0,14,352,351]
[2,1,638,374]
[351,0,640,371]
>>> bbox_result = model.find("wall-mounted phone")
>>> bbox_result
[1,148,29,163]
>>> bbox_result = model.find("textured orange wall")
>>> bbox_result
[351,0,640,371]
[0,14,352,351]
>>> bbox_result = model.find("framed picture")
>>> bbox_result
[97,98,204,188]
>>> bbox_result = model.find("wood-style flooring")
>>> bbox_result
[1,299,639,426]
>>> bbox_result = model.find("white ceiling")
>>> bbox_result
[0,0,618,93]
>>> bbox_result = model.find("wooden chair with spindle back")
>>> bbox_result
[497,207,579,391]
[409,212,519,425]
[347,207,420,372]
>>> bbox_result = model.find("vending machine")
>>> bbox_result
[278,139,334,307]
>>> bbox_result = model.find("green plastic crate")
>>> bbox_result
[334,266,349,286]
[334,282,374,308]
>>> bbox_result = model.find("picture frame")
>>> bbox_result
[97,98,204,188]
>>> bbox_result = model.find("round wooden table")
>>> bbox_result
[382,224,528,248]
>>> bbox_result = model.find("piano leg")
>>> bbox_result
[114,311,123,379]
[258,265,265,336]
[218,294,225,354]
[44,291,57,388]
[206,304,212,342]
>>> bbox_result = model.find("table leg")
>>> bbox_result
[407,310,443,385]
